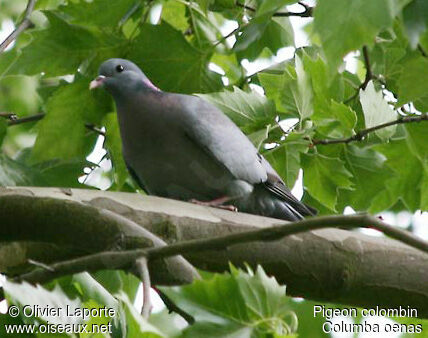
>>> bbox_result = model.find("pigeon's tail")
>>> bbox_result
[236,184,317,222]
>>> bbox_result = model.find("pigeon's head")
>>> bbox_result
[90,58,159,95]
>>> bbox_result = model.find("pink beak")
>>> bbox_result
[89,75,106,90]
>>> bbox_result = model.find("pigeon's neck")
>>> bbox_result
[142,78,160,92]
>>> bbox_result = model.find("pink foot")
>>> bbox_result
[189,197,238,212]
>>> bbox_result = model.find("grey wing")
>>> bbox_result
[177,94,316,217]
[260,155,317,216]
[178,94,267,184]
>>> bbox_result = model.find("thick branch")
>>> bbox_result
[16,214,428,284]
[2,187,428,317]
[0,0,36,53]
[312,113,428,145]
[0,188,198,285]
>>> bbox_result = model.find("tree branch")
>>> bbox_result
[213,25,243,47]
[418,44,427,57]
[17,213,428,285]
[154,287,195,324]
[0,190,198,285]
[7,113,45,126]
[0,112,18,120]
[0,0,36,53]
[312,113,428,145]
[6,112,105,136]
[236,1,313,17]
[3,187,428,317]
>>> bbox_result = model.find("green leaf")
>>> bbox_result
[60,0,137,29]
[92,270,140,303]
[161,0,188,32]
[234,0,294,58]
[340,145,392,211]
[303,53,345,104]
[260,56,313,121]
[197,86,276,131]
[0,119,6,146]
[116,293,164,337]
[292,55,313,121]
[374,139,423,212]
[314,0,394,70]
[31,77,110,163]
[422,167,428,211]
[398,57,428,110]
[35,0,65,10]
[103,112,129,190]
[3,280,82,325]
[195,0,215,13]
[161,265,297,337]
[236,17,294,61]
[403,0,428,48]
[312,100,357,139]
[0,76,40,116]
[36,158,90,187]
[406,122,428,164]
[0,154,42,186]
[405,123,428,210]
[10,11,127,77]
[301,153,353,211]
[258,66,290,113]
[359,81,397,141]
[128,22,222,94]
[264,135,309,187]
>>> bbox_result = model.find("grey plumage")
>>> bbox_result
[91,58,316,221]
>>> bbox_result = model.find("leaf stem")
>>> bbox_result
[0,0,36,53]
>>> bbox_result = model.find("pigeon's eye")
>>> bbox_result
[116,65,124,73]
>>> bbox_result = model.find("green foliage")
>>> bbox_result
[313,0,394,71]
[197,86,276,132]
[360,81,397,140]
[128,22,223,93]
[161,265,297,337]
[0,0,427,336]
[301,153,353,211]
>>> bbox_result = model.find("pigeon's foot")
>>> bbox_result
[189,197,238,212]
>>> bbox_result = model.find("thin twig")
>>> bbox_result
[213,26,242,47]
[361,46,372,90]
[27,259,55,272]
[118,1,142,27]
[0,0,37,53]
[418,44,427,58]
[236,1,313,17]
[7,113,45,126]
[312,113,428,145]
[136,257,152,318]
[0,112,17,120]
[85,123,106,136]
[154,287,195,324]
[344,46,374,103]
[7,112,106,136]
[15,214,428,285]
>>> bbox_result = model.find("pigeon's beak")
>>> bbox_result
[89,75,106,90]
